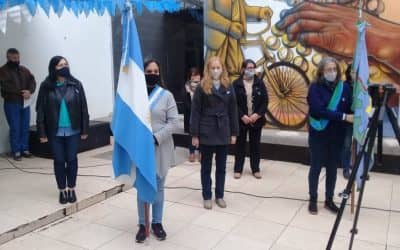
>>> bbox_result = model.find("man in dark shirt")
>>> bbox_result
[0,48,36,160]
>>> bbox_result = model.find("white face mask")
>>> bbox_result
[324,72,337,82]
[244,69,256,78]
[211,69,222,80]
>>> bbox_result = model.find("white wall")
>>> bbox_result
[0,8,114,153]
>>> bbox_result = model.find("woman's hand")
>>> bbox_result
[345,114,354,123]
[241,115,252,124]
[81,134,88,140]
[230,136,237,145]
[249,113,260,123]
[192,136,199,148]
[39,137,48,143]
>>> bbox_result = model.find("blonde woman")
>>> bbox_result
[190,56,239,209]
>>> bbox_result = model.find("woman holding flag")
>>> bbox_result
[307,57,353,215]
[135,59,179,243]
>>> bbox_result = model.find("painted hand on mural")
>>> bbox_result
[257,7,273,21]
[277,2,400,76]
[229,22,244,40]
[205,0,273,77]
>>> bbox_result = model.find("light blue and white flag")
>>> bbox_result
[111,4,157,202]
[352,21,373,189]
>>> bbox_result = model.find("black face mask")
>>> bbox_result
[145,74,160,86]
[7,61,20,68]
[56,67,71,78]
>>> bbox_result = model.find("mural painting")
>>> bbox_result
[205,0,400,130]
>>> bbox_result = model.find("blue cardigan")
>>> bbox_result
[307,80,352,139]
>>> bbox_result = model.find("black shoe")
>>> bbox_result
[343,169,350,179]
[151,223,167,241]
[325,199,339,213]
[136,224,147,243]
[13,152,22,161]
[22,151,33,158]
[308,200,318,215]
[59,191,68,204]
[67,189,77,203]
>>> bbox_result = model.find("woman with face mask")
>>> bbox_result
[190,56,239,210]
[307,57,353,215]
[232,59,268,179]
[183,67,202,162]
[36,56,89,205]
[135,59,179,243]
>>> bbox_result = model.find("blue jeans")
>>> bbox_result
[137,176,165,225]
[3,103,30,154]
[200,145,228,200]
[308,134,342,200]
[341,125,353,172]
[49,134,80,189]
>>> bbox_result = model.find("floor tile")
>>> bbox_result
[61,223,124,249]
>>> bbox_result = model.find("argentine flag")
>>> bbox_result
[111,4,157,202]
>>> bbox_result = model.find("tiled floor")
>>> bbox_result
[0,146,399,249]
[0,145,117,235]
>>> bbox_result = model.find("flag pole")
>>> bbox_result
[350,0,364,215]
[145,203,150,236]
[351,140,356,214]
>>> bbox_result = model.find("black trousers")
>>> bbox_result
[234,126,262,173]
[200,145,228,200]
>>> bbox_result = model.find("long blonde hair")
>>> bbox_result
[201,56,230,95]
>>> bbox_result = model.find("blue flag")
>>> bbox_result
[1,0,180,16]
[111,4,156,202]
[352,21,373,189]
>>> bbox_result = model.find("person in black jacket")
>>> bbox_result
[341,63,354,179]
[0,48,36,161]
[307,57,353,215]
[191,56,239,210]
[183,67,201,162]
[36,56,89,205]
[233,59,268,179]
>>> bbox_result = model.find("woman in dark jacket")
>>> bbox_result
[36,56,89,205]
[233,59,268,179]
[307,57,353,215]
[190,56,239,210]
[341,64,354,179]
[183,67,201,162]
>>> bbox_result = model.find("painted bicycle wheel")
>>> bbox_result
[264,61,310,129]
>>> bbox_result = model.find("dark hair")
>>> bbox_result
[345,63,353,84]
[48,56,66,82]
[315,57,342,84]
[6,48,19,55]
[187,67,201,80]
[240,59,257,77]
[48,56,77,83]
[144,59,165,87]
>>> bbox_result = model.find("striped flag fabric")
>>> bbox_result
[111,4,157,203]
